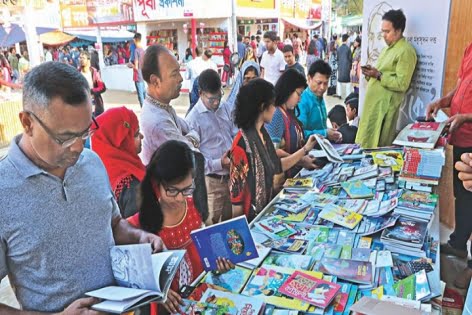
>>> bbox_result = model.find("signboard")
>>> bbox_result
[360,0,451,130]
[308,0,322,20]
[294,0,310,19]
[280,0,295,18]
[134,0,230,21]
[60,0,134,28]
[236,0,275,9]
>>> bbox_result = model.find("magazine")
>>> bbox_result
[190,216,258,271]
[199,288,265,314]
[241,265,323,311]
[314,134,344,163]
[318,204,363,229]
[279,270,341,308]
[85,244,185,314]
[201,265,253,293]
[314,257,373,285]
[393,122,446,149]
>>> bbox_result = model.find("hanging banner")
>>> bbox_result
[360,0,451,130]
[280,0,295,18]
[308,0,322,20]
[294,0,310,19]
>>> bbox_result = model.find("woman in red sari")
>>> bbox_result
[91,106,145,218]
[128,140,234,314]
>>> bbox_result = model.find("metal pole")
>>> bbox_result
[231,0,237,53]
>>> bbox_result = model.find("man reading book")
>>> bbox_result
[0,62,164,314]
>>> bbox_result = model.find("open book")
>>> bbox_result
[86,244,185,314]
[314,134,344,163]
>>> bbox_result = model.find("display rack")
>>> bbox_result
[146,29,178,51]
[188,27,227,56]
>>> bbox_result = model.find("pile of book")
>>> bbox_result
[394,190,438,221]
[399,147,445,188]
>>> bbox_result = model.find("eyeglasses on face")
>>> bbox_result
[204,89,224,103]
[163,180,195,197]
[26,111,99,148]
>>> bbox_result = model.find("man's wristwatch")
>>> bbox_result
[376,71,382,81]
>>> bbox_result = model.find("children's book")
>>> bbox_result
[306,242,343,260]
[254,217,297,240]
[319,204,363,229]
[414,269,431,302]
[336,230,356,247]
[85,244,185,314]
[336,199,368,213]
[370,151,404,172]
[340,180,374,199]
[393,273,416,300]
[332,282,351,314]
[300,192,338,207]
[393,121,446,149]
[273,207,311,222]
[190,216,258,271]
[358,213,400,236]
[398,190,438,211]
[273,238,309,254]
[357,237,372,249]
[275,199,311,214]
[351,248,371,262]
[284,178,314,190]
[381,217,428,247]
[290,224,322,241]
[237,243,272,269]
[175,299,239,314]
[241,265,323,311]
[199,288,265,314]
[314,258,373,285]
[314,134,344,163]
[279,271,341,308]
[263,252,315,270]
[201,266,253,293]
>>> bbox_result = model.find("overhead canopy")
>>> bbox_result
[65,29,134,43]
[282,18,322,30]
[40,31,76,46]
[0,24,57,47]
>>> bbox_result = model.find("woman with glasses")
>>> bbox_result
[265,69,318,179]
[91,107,145,218]
[230,79,317,222]
[127,140,234,314]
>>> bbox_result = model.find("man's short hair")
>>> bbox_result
[342,34,349,42]
[382,9,406,32]
[204,49,213,58]
[198,69,221,94]
[308,59,332,78]
[195,47,202,56]
[282,44,294,54]
[79,50,90,60]
[9,47,15,53]
[345,92,359,112]
[142,44,170,83]
[134,32,142,41]
[23,62,90,112]
[237,34,242,42]
[244,36,250,40]
[251,35,255,40]
[328,105,347,126]
[256,35,260,41]
[293,33,298,38]
[263,31,277,42]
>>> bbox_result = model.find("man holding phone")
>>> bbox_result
[355,9,417,148]
[425,41,472,289]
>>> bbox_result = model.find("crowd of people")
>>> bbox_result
[4,6,472,314]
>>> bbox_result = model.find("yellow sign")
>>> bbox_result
[237,0,275,9]
[294,0,310,19]
[280,0,294,18]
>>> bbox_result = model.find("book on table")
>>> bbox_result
[85,244,185,314]
[393,121,446,149]
[190,215,258,271]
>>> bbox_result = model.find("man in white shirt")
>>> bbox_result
[186,69,233,225]
[260,31,286,85]
[186,48,218,111]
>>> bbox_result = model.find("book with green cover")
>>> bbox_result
[393,273,416,300]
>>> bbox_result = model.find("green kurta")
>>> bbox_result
[356,37,417,148]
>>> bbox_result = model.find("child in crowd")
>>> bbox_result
[345,92,359,127]
[328,105,358,144]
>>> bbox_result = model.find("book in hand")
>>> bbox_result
[279,270,341,308]
[393,121,446,149]
[85,244,185,314]
[190,215,258,271]
[314,134,344,163]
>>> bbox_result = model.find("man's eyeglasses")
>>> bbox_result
[26,111,99,148]
[295,89,303,97]
[204,89,224,103]
[164,180,195,197]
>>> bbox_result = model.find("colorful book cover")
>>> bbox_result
[340,180,374,199]
[351,248,371,262]
[327,228,340,244]
[237,243,272,269]
[393,121,446,149]
[199,288,265,315]
[306,242,343,260]
[176,299,238,314]
[336,199,368,213]
[381,216,428,245]
[274,207,311,222]
[279,271,341,308]
[284,178,314,189]
[340,245,352,259]
[319,204,363,229]
[332,282,351,314]
[201,266,253,293]
[275,199,310,214]
[315,258,372,285]
[341,284,359,315]
[300,192,339,208]
[190,216,258,271]
[241,265,323,311]
[357,237,372,249]
[393,273,416,300]
[370,151,404,172]
[291,225,322,241]
[336,230,356,247]
[415,269,431,301]
[274,238,308,254]
[263,252,315,270]
[398,190,438,211]
[358,213,400,236]
[255,217,297,240]
[376,266,396,296]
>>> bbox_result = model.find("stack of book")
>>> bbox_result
[394,190,438,221]
[393,121,447,149]
[380,217,429,257]
[399,148,445,187]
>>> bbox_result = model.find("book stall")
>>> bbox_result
[170,120,447,314]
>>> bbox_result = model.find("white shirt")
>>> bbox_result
[186,57,218,91]
[45,51,53,62]
[260,49,286,85]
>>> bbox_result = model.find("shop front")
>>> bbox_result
[280,0,322,43]
[236,0,279,36]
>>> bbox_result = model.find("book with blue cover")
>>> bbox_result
[190,216,258,271]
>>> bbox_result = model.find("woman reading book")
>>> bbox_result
[265,69,318,179]
[229,79,318,222]
[128,140,234,314]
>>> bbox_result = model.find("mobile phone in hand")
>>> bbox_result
[361,65,371,70]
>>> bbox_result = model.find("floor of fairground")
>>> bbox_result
[0,89,469,312]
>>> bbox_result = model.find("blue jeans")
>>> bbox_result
[135,81,145,107]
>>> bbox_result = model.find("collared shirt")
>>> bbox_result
[0,136,119,312]
[451,42,472,147]
[140,95,200,165]
[185,98,234,175]
[260,48,286,85]
[297,87,328,138]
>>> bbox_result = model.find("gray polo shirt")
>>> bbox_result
[0,136,120,312]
